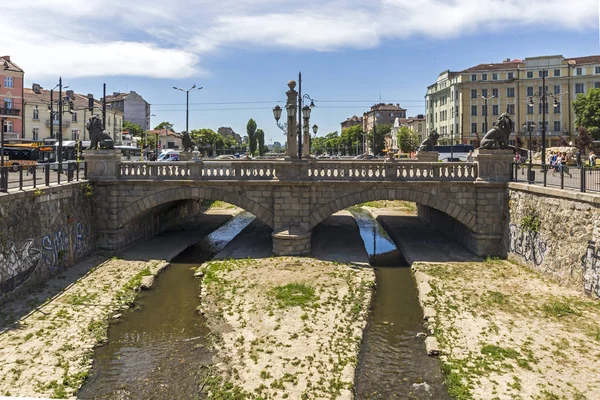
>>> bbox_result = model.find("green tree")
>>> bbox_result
[256,129,265,156]
[123,121,144,137]
[341,125,364,155]
[154,121,174,131]
[576,127,593,151]
[368,124,391,155]
[574,88,600,139]
[397,126,418,153]
[190,128,221,156]
[247,119,257,155]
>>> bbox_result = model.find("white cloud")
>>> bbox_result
[2,0,597,78]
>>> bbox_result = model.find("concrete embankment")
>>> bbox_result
[0,210,236,399]
[196,214,375,399]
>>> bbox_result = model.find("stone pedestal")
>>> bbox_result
[475,149,514,182]
[416,151,439,162]
[276,160,309,181]
[272,227,311,256]
[83,149,121,181]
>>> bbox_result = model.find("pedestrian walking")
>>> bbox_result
[576,149,582,168]
[589,151,597,167]
[466,150,474,162]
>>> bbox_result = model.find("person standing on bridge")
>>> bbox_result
[589,151,597,167]
[466,150,474,162]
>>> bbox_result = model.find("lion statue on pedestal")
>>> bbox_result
[417,129,439,152]
[479,113,513,150]
[87,115,114,150]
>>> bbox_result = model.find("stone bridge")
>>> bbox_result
[85,149,513,257]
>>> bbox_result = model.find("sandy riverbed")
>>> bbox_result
[197,256,375,399]
[0,208,236,399]
[413,259,600,399]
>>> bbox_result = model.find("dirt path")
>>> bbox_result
[0,209,236,399]
[413,259,600,400]
[198,256,375,399]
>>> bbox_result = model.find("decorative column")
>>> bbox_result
[83,149,121,181]
[286,81,298,159]
[302,124,311,158]
[475,149,514,182]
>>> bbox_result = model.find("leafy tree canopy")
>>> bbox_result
[123,121,144,137]
[397,126,418,153]
[574,88,600,139]
[154,121,174,131]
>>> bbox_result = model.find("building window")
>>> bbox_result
[595,82,600,89]
[577,68,583,76]
[32,127,39,141]
[481,74,487,81]
[554,102,561,113]
[4,98,12,109]
[492,88,498,97]
[554,69,561,77]
[527,71,533,78]
[507,87,515,97]
[575,83,584,94]
[72,130,79,140]
[538,102,548,114]
[32,107,39,120]
[538,70,548,77]
[492,73,498,80]
[596,66,600,74]
[471,123,477,133]
[482,123,486,132]
[471,74,476,82]
[471,105,477,116]
[482,89,488,97]
[71,112,77,123]
[527,86,534,96]
[471,89,477,99]
[492,105,499,115]
[3,120,13,132]
[508,72,514,79]
[553,121,561,133]
[527,105,534,115]
[507,104,515,114]
[554,85,560,94]
[4,77,13,88]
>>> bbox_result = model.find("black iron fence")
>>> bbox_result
[511,162,600,193]
[0,162,87,193]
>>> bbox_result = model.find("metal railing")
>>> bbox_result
[0,161,87,193]
[511,162,600,193]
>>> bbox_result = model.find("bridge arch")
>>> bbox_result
[118,186,274,229]
[309,187,476,231]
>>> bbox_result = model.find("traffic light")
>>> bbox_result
[88,96,94,112]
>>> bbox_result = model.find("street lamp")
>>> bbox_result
[522,121,536,183]
[481,94,496,134]
[272,72,316,160]
[172,84,202,136]
[527,69,562,185]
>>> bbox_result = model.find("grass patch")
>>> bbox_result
[270,283,316,308]
[542,299,577,318]
[486,290,508,306]
[481,344,520,361]
[441,362,471,399]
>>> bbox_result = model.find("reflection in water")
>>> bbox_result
[78,212,255,400]
[351,208,449,399]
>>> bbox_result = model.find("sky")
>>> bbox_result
[3,0,600,144]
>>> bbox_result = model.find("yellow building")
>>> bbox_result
[426,55,600,149]
[23,83,124,143]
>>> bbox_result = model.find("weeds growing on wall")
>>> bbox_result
[520,207,541,234]
[82,184,93,198]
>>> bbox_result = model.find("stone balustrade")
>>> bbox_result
[118,160,478,182]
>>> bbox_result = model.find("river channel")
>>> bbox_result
[79,208,449,399]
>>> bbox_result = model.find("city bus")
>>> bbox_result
[38,141,85,171]
[435,144,474,162]
[1,145,40,171]
[115,145,142,161]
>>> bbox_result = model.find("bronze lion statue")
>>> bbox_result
[479,113,513,150]
[87,115,114,150]
[417,129,439,152]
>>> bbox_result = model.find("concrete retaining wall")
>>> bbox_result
[508,183,600,299]
[0,182,96,305]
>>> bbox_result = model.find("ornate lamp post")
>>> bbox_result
[273,73,315,160]
[522,121,536,183]
[527,70,562,184]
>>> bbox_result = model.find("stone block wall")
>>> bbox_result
[508,183,600,299]
[0,182,96,305]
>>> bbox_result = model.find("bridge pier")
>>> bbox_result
[272,228,311,256]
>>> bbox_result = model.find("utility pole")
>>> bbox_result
[58,77,63,176]
[50,89,54,139]
[102,83,106,131]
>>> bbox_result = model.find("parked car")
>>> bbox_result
[157,152,180,161]
[353,154,377,160]
[215,155,236,160]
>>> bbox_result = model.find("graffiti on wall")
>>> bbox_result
[508,223,548,267]
[581,241,600,298]
[0,239,42,296]
[41,222,86,272]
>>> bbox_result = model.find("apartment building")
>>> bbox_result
[363,103,407,133]
[0,55,24,140]
[426,55,600,148]
[104,91,151,130]
[23,84,124,142]
[340,115,363,132]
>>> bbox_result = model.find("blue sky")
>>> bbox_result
[4,0,599,143]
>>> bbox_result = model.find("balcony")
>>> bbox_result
[0,108,20,117]
[45,119,70,128]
